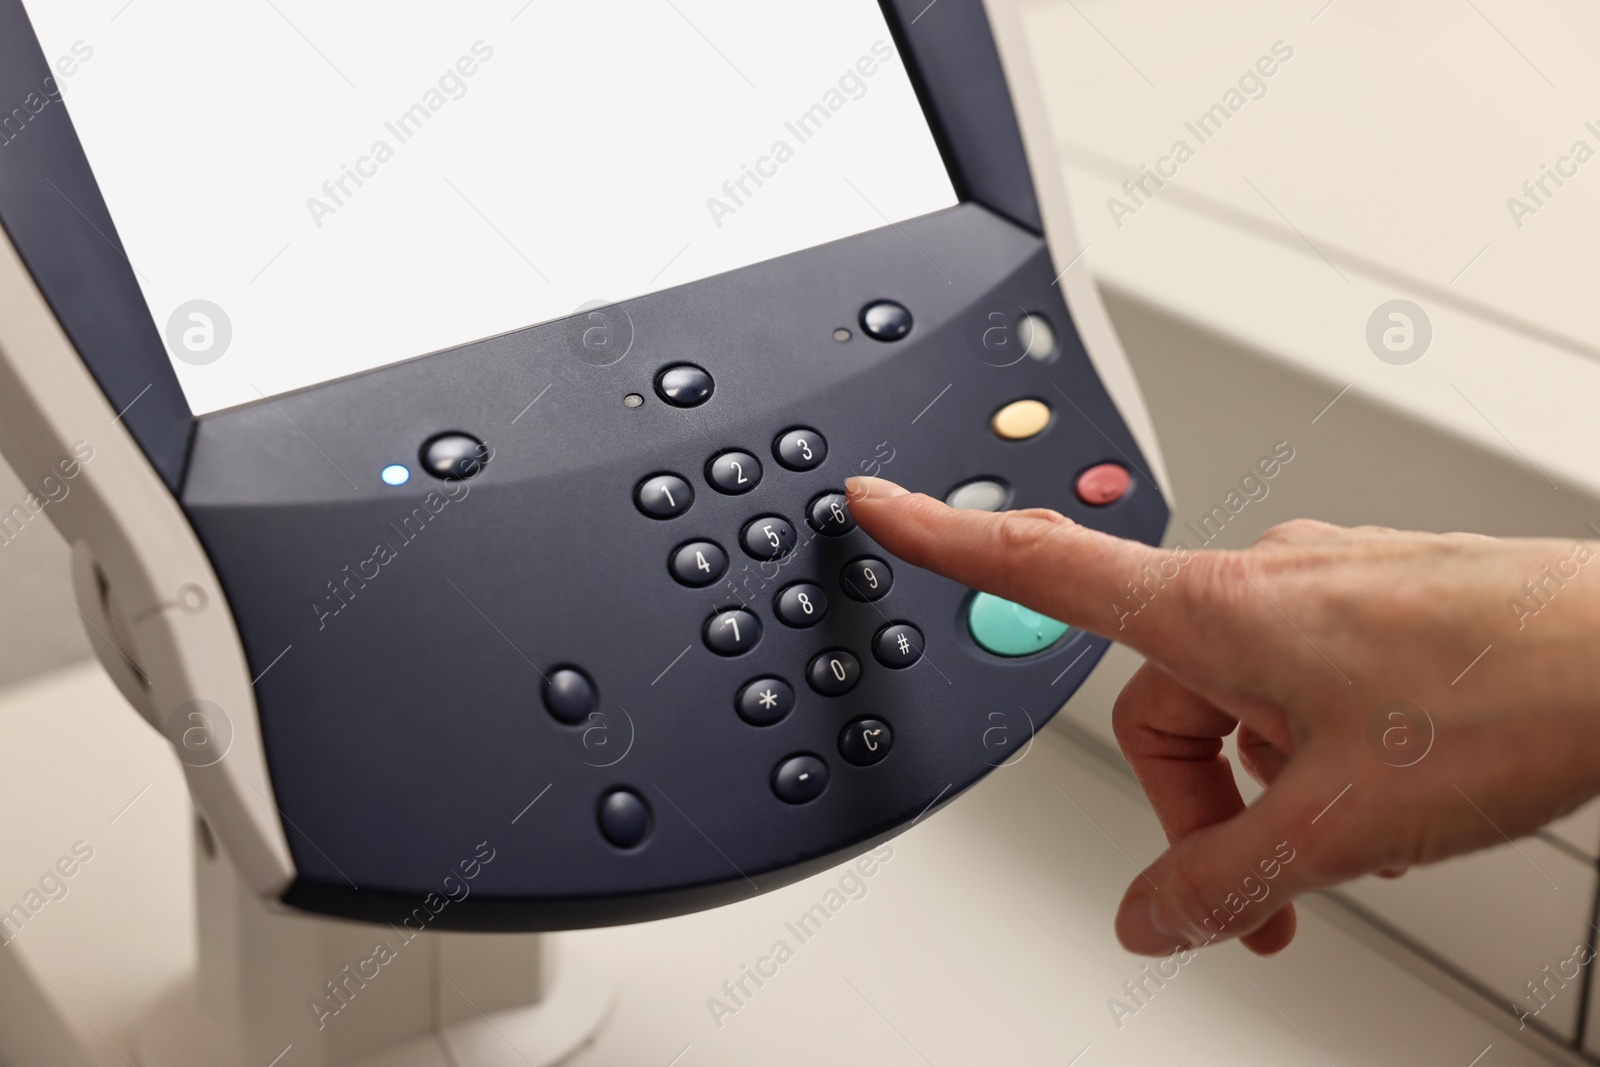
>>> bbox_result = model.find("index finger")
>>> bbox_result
[845,476,1186,659]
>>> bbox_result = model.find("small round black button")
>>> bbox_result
[420,433,488,480]
[860,300,912,341]
[597,789,652,849]
[873,622,924,669]
[807,491,856,536]
[773,428,827,471]
[636,473,693,519]
[741,515,798,561]
[737,677,794,726]
[772,754,829,804]
[544,668,596,725]
[670,540,727,587]
[841,556,893,602]
[840,718,893,766]
[655,363,714,407]
[774,582,828,628]
[807,649,861,695]
[707,450,762,494]
[705,608,761,656]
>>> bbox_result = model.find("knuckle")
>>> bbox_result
[1253,518,1337,546]
[902,492,947,527]
[1291,783,1414,884]
[1178,550,1257,621]
[1303,827,1385,884]
[993,508,1072,585]
[886,493,952,566]
[1438,530,1497,546]
[1110,664,1167,753]
[995,508,1070,554]
[1110,683,1145,749]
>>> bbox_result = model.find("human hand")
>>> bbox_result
[845,475,1600,957]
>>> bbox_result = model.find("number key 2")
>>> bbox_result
[707,450,762,494]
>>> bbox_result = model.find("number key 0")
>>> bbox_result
[808,649,861,695]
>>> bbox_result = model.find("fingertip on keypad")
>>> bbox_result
[807,491,855,536]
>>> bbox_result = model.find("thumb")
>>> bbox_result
[1114,761,1340,955]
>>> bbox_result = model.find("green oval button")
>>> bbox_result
[967,592,1071,657]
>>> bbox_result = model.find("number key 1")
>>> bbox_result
[636,473,693,519]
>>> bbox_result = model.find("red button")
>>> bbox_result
[1075,463,1130,506]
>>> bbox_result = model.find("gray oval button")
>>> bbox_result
[1019,313,1057,363]
[945,479,1011,512]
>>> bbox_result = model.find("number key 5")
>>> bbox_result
[741,515,797,561]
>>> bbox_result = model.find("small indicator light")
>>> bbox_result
[381,464,410,486]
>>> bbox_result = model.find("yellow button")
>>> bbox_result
[990,399,1051,441]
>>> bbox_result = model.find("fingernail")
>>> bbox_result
[845,476,909,501]
[1119,897,1191,956]
[1147,900,1193,952]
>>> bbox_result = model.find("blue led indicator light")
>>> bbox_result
[380,464,411,486]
